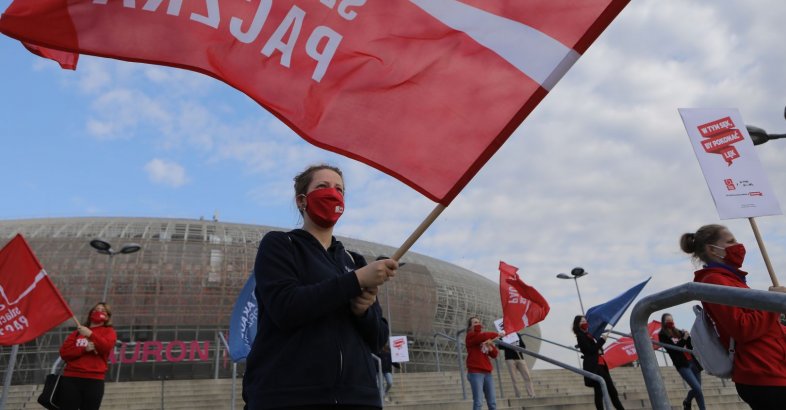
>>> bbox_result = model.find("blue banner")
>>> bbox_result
[585,277,650,339]
[228,272,258,362]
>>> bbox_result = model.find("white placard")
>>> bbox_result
[493,318,520,345]
[390,336,409,363]
[679,108,782,219]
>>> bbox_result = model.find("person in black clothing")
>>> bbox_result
[499,333,535,398]
[242,164,399,410]
[572,315,625,410]
[658,313,705,410]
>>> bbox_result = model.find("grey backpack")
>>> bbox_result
[690,304,735,378]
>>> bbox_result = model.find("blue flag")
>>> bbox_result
[228,272,258,362]
[585,277,651,339]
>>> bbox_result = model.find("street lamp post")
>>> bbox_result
[746,105,786,146]
[556,267,589,315]
[90,239,142,301]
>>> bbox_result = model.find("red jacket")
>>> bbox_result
[465,329,499,373]
[60,325,117,380]
[695,265,786,386]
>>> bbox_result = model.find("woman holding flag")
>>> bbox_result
[681,224,786,409]
[573,315,625,410]
[58,302,117,410]
[243,164,398,410]
[465,316,503,410]
[658,313,704,410]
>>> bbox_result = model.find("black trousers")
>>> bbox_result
[57,376,105,410]
[736,383,786,410]
[591,366,625,410]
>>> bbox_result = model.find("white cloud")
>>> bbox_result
[143,158,189,188]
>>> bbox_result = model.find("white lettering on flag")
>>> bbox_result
[408,0,580,90]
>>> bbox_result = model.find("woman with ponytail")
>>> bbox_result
[680,224,786,409]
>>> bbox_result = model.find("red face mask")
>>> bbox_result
[304,188,344,228]
[713,243,746,268]
[579,323,589,332]
[665,322,675,329]
[473,324,482,333]
[90,311,107,324]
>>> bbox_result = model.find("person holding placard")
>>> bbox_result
[499,333,535,398]
[681,224,786,409]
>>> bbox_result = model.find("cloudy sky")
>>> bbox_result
[2,1,786,369]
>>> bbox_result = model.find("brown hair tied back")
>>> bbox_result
[680,224,726,264]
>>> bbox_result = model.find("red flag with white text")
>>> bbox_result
[0,0,629,205]
[499,261,550,334]
[0,234,73,346]
[603,320,661,369]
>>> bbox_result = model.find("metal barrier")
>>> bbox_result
[496,341,613,409]
[216,332,237,410]
[608,329,693,354]
[630,282,786,410]
[519,332,581,352]
[433,332,466,399]
[370,353,384,402]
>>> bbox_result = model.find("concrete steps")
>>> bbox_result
[0,366,748,410]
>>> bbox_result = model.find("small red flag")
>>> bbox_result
[499,261,550,334]
[603,320,661,369]
[0,234,73,346]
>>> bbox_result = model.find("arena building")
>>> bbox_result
[0,217,540,384]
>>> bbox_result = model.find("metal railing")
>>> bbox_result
[433,332,466,399]
[519,332,581,352]
[370,353,384,402]
[630,282,786,410]
[496,341,613,409]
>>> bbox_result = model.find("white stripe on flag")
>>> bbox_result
[409,0,580,90]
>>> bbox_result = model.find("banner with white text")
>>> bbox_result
[679,108,782,219]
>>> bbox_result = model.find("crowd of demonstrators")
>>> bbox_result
[465,317,503,410]
[658,313,704,410]
[58,302,117,410]
[242,164,398,410]
[499,333,535,398]
[572,315,625,410]
[681,224,786,409]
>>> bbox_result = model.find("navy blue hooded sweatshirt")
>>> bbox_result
[243,229,387,409]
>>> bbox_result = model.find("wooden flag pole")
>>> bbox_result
[392,204,447,261]
[72,316,81,328]
[748,217,780,287]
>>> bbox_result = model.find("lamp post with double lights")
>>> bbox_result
[556,267,589,315]
[746,105,786,146]
[90,239,142,301]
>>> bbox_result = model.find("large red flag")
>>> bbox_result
[499,261,549,334]
[604,320,661,369]
[22,42,79,70]
[0,0,629,205]
[0,234,73,346]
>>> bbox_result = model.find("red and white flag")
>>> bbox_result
[499,261,549,334]
[603,320,661,369]
[0,0,629,205]
[0,234,73,346]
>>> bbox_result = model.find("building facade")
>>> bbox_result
[0,217,540,384]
